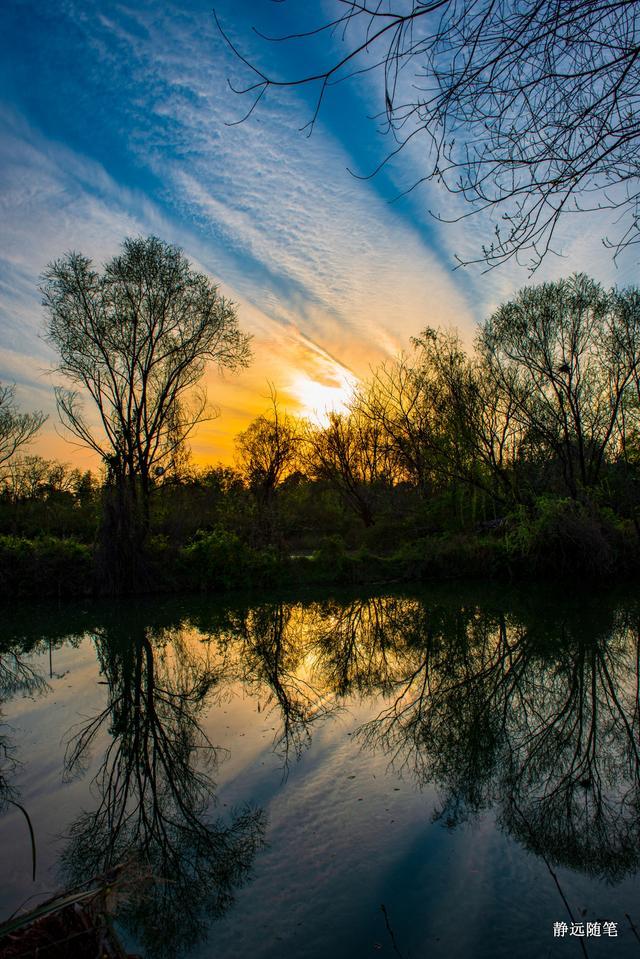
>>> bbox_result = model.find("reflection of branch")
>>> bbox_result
[381,903,406,959]
[238,603,339,772]
[511,799,589,959]
[0,653,49,701]
[0,647,49,877]
[349,598,640,880]
[5,800,36,882]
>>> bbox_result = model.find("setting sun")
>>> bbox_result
[289,369,357,423]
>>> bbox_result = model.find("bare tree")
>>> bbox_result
[63,621,265,957]
[42,236,252,591]
[1,455,81,501]
[0,383,46,473]
[303,407,397,526]
[478,274,639,497]
[409,327,527,505]
[217,1,640,269]
[235,390,300,508]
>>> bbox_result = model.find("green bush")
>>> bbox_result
[394,535,509,581]
[505,497,622,578]
[0,535,93,597]
[179,529,280,591]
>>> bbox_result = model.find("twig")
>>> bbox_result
[7,800,36,881]
[381,903,406,959]
[625,913,640,948]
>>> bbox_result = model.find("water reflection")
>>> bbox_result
[61,615,266,958]
[223,602,339,767]
[0,638,49,814]
[350,598,640,882]
[1,588,640,956]
[195,590,640,883]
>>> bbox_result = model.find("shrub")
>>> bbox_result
[505,497,620,578]
[0,535,92,597]
[179,529,281,591]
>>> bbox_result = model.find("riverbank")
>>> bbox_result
[1,496,638,598]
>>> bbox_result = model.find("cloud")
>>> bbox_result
[0,0,488,464]
[0,109,367,464]
[34,0,475,358]
[290,4,640,306]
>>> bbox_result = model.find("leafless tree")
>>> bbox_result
[235,390,300,507]
[42,236,252,590]
[409,327,527,504]
[357,352,442,495]
[62,621,265,957]
[478,274,639,497]
[0,383,46,474]
[1,455,81,501]
[303,407,398,526]
[217,0,640,269]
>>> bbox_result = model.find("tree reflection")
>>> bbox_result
[0,646,49,703]
[193,587,640,883]
[0,638,50,803]
[5,587,640,951]
[62,617,265,958]
[0,638,50,880]
[223,601,339,769]
[347,594,640,882]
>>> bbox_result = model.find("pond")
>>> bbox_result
[1,584,639,958]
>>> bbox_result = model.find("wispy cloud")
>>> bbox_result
[47,0,475,357]
[0,0,486,464]
[0,107,384,464]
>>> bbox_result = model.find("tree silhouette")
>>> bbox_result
[62,618,265,958]
[0,383,46,477]
[42,236,251,592]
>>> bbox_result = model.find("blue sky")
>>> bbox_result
[1,0,638,464]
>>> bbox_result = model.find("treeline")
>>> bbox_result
[2,273,640,596]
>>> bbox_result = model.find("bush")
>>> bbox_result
[505,497,622,578]
[179,529,280,591]
[394,535,509,581]
[0,535,93,597]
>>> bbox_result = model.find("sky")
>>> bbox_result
[1,0,638,468]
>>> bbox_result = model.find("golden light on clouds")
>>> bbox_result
[186,316,361,465]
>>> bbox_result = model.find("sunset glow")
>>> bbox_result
[1,0,637,469]
[289,369,357,424]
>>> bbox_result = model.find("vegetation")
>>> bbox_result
[218,0,640,269]
[42,236,251,593]
[0,383,46,473]
[3,270,640,596]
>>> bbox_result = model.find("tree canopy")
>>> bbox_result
[0,383,46,473]
[42,235,251,590]
[42,236,251,487]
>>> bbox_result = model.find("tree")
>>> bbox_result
[304,407,397,526]
[0,382,46,473]
[218,1,640,269]
[235,392,299,507]
[2,455,79,501]
[478,274,639,497]
[235,392,300,545]
[357,352,442,496]
[42,235,252,591]
[408,328,527,506]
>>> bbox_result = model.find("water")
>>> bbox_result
[1,585,639,958]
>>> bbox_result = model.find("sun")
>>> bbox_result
[290,369,357,424]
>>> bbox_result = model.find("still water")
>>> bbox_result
[1,585,640,958]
